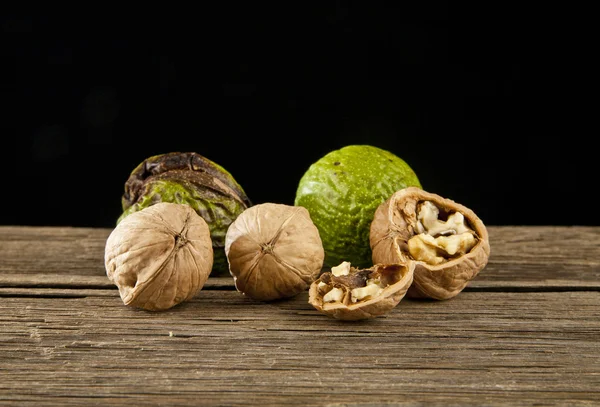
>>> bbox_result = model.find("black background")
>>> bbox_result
[1,7,594,228]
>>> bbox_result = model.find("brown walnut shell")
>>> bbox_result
[370,187,490,300]
[104,202,214,311]
[308,263,414,321]
[119,151,252,277]
[224,203,325,301]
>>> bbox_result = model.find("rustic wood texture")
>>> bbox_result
[2,226,599,287]
[1,225,599,406]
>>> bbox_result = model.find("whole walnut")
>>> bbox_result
[104,202,214,311]
[224,203,325,301]
[118,152,252,277]
[370,187,490,300]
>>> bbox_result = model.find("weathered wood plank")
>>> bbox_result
[0,226,109,276]
[0,274,235,290]
[2,226,598,405]
[476,226,600,285]
[0,291,598,406]
[2,226,599,288]
[1,277,598,301]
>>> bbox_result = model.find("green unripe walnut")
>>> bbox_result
[294,145,421,268]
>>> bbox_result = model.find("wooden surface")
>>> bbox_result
[0,225,599,406]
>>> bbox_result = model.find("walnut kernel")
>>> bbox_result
[370,187,490,300]
[308,261,414,321]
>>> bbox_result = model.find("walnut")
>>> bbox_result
[104,202,214,311]
[224,203,325,301]
[308,262,414,321]
[370,187,490,300]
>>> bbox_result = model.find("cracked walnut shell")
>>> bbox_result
[370,187,490,300]
[224,203,325,301]
[308,261,414,321]
[104,202,214,311]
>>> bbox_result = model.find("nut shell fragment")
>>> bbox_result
[225,203,325,301]
[308,263,414,321]
[105,202,214,311]
[370,187,490,300]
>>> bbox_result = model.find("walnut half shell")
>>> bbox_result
[308,262,414,321]
[370,187,490,300]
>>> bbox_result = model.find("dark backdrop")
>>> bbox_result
[1,7,593,228]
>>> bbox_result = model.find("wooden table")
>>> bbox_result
[1,226,599,406]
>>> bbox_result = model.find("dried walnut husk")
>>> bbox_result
[370,187,490,300]
[225,203,325,301]
[119,152,251,276]
[105,202,214,311]
[308,261,414,321]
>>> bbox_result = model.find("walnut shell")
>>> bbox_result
[104,202,214,311]
[370,187,490,300]
[308,263,414,321]
[118,151,252,276]
[224,203,324,301]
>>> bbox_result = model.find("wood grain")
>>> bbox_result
[1,226,599,289]
[1,225,599,406]
[1,291,599,406]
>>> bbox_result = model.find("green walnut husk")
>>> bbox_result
[118,152,252,275]
[295,145,421,269]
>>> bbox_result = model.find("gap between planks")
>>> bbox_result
[1,275,600,299]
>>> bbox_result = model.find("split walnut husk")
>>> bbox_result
[308,261,414,321]
[121,152,251,210]
[119,152,252,276]
[370,187,490,300]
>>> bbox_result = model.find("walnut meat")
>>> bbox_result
[308,261,414,321]
[104,202,214,311]
[224,203,325,301]
[370,187,490,300]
